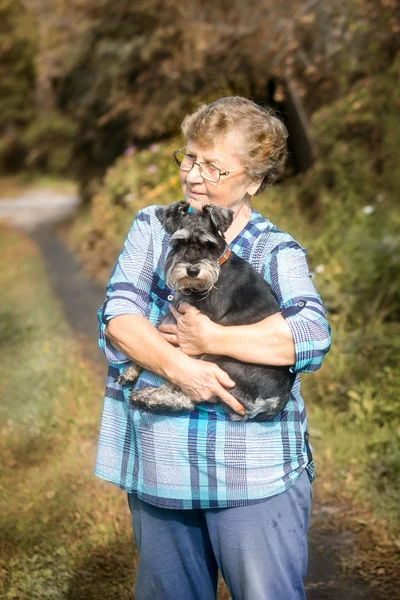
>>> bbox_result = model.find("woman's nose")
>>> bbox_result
[185,162,204,184]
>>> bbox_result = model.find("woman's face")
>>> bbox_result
[179,129,261,212]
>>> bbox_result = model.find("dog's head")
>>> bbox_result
[156,201,233,236]
[156,201,234,293]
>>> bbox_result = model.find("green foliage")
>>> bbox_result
[70,139,182,281]
[262,61,400,327]
[0,1,78,176]
[0,0,36,129]
[342,210,400,322]
[309,62,399,211]
[304,317,400,521]
[0,0,36,171]
[311,82,399,523]
[253,55,400,525]
[20,113,78,174]
[0,226,135,599]
[1,110,79,176]
[50,0,398,191]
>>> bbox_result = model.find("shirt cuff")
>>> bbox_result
[280,299,329,373]
[98,297,145,365]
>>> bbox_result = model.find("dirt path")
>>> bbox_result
[0,189,381,599]
[0,189,80,231]
[0,189,105,354]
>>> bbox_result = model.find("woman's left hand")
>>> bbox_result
[159,302,218,355]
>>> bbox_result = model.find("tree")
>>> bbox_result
[0,0,36,169]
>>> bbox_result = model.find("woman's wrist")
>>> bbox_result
[163,352,194,385]
[206,322,228,354]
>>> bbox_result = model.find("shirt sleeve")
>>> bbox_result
[97,208,154,364]
[265,240,331,373]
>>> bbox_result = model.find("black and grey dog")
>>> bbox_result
[118,201,295,421]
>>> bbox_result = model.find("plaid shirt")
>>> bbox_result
[95,205,331,509]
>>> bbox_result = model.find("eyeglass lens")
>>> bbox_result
[175,151,220,183]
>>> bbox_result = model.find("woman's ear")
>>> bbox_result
[247,176,263,198]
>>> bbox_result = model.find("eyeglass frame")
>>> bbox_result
[173,147,245,184]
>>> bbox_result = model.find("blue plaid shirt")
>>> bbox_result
[95,204,331,509]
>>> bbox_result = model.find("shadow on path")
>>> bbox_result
[65,540,136,600]
[31,225,105,351]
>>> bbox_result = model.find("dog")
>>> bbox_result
[117,201,295,421]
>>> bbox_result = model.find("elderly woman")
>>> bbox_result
[96,97,331,600]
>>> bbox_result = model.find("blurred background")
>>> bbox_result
[0,0,399,598]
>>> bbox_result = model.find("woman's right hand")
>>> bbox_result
[169,356,246,416]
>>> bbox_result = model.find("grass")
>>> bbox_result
[0,222,234,599]
[0,225,136,599]
[252,187,400,590]
[253,186,400,512]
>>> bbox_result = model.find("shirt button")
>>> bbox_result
[298,301,306,308]
[167,294,174,302]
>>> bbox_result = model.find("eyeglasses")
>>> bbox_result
[173,148,242,184]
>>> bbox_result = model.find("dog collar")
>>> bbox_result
[218,245,231,265]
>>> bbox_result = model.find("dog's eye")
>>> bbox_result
[202,242,217,251]
[170,238,184,247]
[198,235,218,248]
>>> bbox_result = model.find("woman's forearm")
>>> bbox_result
[105,314,187,382]
[105,314,246,415]
[209,313,296,366]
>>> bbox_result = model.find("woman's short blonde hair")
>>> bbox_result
[181,97,288,194]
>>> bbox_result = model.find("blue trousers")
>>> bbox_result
[127,469,312,600]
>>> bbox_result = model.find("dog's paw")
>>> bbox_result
[229,412,248,422]
[116,364,141,386]
[222,404,248,422]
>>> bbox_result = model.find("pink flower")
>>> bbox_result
[124,145,136,157]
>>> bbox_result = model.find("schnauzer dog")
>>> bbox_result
[117,201,295,421]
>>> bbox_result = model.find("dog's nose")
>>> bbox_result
[187,265,200,278]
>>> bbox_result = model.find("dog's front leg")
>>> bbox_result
[116,363,142,385]
[129,382,196,414]
[116,312,176,387]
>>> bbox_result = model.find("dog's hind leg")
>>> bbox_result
[247,396,281,419]
[247,395,290,421]
[129,382,196,414]
[228,395,284,421]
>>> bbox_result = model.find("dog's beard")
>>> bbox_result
[166,258,220,293]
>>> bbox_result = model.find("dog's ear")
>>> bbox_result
[203,205,234,235]
[156,201,190,235]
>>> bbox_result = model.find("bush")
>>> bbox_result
[0,0,36,172]
[252,55,400,527]
[20,113,78,175]
[70,139,182,281]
